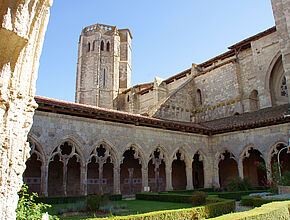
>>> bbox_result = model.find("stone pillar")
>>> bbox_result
[213,161,220,188]
[186,161,193,190]
[41,163,49,197]
[63,160,68,196]
[142,166,148,192]
[0,1,52,219]
[165,162,173,191]
[113,165,121,194]
[238,160,244,179]
[80,163,87,196]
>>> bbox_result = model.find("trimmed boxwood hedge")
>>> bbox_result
[136,193,194,203]
[206,190,268,201]
[210,201,290,220]
[35,194,122,204]
[97,199,235,219]
[241,195,287,207]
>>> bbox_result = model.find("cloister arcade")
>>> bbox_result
[23,136,290,196]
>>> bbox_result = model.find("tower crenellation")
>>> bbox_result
[75,23,132,109]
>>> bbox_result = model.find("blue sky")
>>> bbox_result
[37,0,275,102]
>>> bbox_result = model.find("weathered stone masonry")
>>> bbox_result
[0,1,52,219]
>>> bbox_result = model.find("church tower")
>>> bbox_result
[75,24,132,109]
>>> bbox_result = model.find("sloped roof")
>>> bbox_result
[35,96,290,136]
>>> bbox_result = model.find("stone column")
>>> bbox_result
[165,162,173,191]
[63,160,68,196]
[41,163,49,197]
[142,166,148,192]
[213,160,220,188]
[80,163,87,196]
[238,160,244,179]
[0,1,52,219]
[113,165,121,194]
[186,161,193,190]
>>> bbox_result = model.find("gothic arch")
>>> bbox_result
[148,145,169,164]
[267,141,288,163]
[265,51,282,92]
[171,147,191,166]
[27,134,45,162]
[49,136,85,164]
[216,149,238,188]
[266,53,288,106]
[239,145,265,163]
[241,146,267,186]
[89,139,119,164]
[121,143,147,168]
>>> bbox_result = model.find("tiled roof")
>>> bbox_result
[35,96,210,135]
[35,96,290,136]
[201,104,290,134]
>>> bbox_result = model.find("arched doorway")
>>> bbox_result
[172,151,187,190]
[87,144,114,195]
[120,147,143,194]
[23,140,43,195]
[243,148,267,186]
[48,141,82,196]
[148,148,166,192]
[192,152,204,188]
[218,150,238,188]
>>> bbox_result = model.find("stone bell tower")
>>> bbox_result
[75,23,132,109]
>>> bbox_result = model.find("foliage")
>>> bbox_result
[190,191,206,206]
[94,199,235,219]
[207,190,268,201]
[104,194,122,201]
[36,194,122,205]
[211,201,290,220]
[241,195,287,207]
[16,184,58,220]
[225,177,252,192]
[86,194,105,212]
[280,171,290,186]
[136,193,194,203]
[46,200,87,216]
[35,195,86,205]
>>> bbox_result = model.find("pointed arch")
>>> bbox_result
[100,40,104,51]
[106,41,110,51]
[216,149,238,188]
[121,143,147,167]
[240,146,267,186]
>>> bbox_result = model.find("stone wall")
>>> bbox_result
[0,0,52,219]
[29,110,289,193]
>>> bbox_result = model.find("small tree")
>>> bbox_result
[16,184,58,220]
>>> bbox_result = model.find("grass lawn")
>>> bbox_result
[48,200,193,219]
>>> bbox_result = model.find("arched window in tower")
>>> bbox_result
[93,40,97,51]
[88,42,91,52]
[103,69,106,86]
[101,41,104,51]
[249,90,259,111]
[106,42,110,51]
[196,89,202,105]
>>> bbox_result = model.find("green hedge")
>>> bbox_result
[136,193,193,203]
[97,199,235,219]
[165,188,214,194]
[210,201,290,220]
[207,190,268,201]
[35,194,122,204]
[241,195,287,207]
